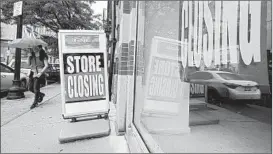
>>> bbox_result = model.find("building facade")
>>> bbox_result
[0,22,56,64]
[106,1,272,152]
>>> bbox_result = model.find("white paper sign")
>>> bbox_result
[143,37,190,116]
[13,1,23,17]
[58,30,109,119]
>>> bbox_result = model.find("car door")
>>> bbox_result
[0,64,14,92]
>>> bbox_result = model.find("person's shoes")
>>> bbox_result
[38,93,45,103]
[30,102,38,109]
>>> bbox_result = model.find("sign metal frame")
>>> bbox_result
[58,30,109,119]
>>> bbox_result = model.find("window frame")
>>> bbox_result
[125,1,165,153]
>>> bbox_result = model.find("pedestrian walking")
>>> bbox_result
[28,45,49,109]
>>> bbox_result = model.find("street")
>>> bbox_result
[217,102,272,125]
[192,97,272,125]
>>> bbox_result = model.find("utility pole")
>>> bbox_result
[108,0,116,100]
[104,0,111,100]
[7,1,25,99]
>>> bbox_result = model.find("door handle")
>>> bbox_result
[1,75,6,78]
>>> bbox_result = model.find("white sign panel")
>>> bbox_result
[13,1,22,17]
[58,30,109,119]
[143,37,190,116]
[142,36,191,133]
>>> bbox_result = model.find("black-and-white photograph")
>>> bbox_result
[0,0,272,153]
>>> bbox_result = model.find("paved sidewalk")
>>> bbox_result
[1,84,129,153]
[1,84,61,126]
[2,84,271,153]
[152,103,272,153]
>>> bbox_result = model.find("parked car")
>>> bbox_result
[1,57,5,63]
[188,71,261,103]
[45,63,60,82]
[8,59,31,76]
[0,63,28,92]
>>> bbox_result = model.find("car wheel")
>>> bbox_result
[21,80,27,91]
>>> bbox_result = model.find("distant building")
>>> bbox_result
[0,22,56,63]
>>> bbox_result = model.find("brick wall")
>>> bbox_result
[112,1,137,134]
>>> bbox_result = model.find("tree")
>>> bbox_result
[1,0,102,33]
[1,0,102,57]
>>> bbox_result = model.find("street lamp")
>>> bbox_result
[7,1,25,99]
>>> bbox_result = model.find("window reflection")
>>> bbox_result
[130,1,271,153]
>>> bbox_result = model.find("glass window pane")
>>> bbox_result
[130,1,271,153]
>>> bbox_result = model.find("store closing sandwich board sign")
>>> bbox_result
[58,30,109,119]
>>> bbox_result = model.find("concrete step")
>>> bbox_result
[141,115,190,135]
[190,99,209,111]
[59,119,110,144]
[190,110,220,126]
[140,109,219,134]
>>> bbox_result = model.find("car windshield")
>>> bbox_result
[217,73,244,80]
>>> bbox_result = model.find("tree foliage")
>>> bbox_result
[1,0,102,57]
[1,0,102,33]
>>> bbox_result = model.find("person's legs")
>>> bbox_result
[30,77,40,109]
[37,75,45,102]
[38,92,45,102]
[28,76,34,93]
[29,76,38,109]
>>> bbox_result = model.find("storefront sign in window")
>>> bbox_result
[141,36,190,134]
[190,83,205,98]
[143,37,189,115]
[147,57,181,101]
[180,1,262,68]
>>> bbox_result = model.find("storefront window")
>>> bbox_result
[131,1,271,153]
